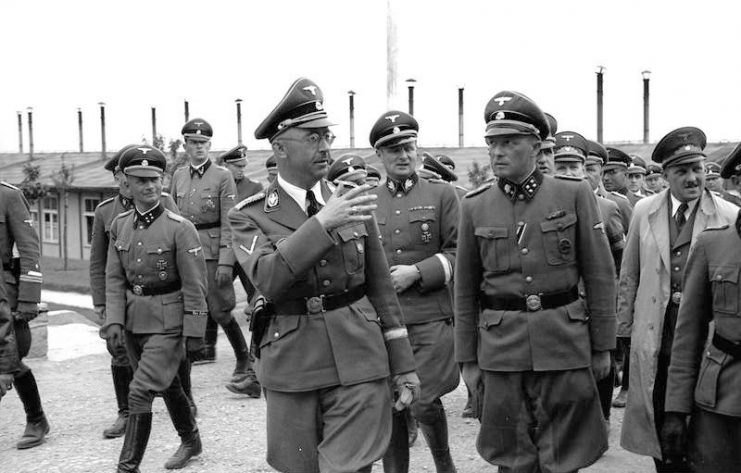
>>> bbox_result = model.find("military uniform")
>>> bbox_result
[370,112,459,473]
[605,147,644,206]
[172,119,252,379]
[718,147,741,207]
[101,146,208,472]
[229,78,417,473]
[0,268,19,378]
[455,92,616,473]
[0,181,49,449]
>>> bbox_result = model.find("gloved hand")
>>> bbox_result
[660,412,688,460]
[0,373,13,398]
[215,265,233,287]
[591,350,611,381]
[94,305,106,324]
[14,301,39,322]
[101,324,124,349]
[186,337,204,357]
[392,372,421,411]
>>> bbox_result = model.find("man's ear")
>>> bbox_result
[272,140,287,159]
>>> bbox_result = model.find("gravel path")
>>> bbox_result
[1,328,653,473]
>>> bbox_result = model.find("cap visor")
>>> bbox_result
[375,132,417,149]
[183,134,210,142]
[554,155,584,163]
[484,127,536,138]
[664,154,705,168]
[125,168,163,178]
[295,117,336,129]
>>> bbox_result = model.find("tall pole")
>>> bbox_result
[184,99,190,122]
[596,66,604,143]
[348,91,356,149]
[99,102,107,159]
[642,70,651,144]
[151,106,157,144]
[458,86,464,147]
[235,99,243,146]
[17,111,23,154]
[77,108,84,152]
[406,78,416,115]
[27,107,34,160]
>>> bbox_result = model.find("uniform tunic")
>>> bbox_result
[665,216,741,472]
[171,160,237,321]
[455,170,616,472]
[0,263,19,375]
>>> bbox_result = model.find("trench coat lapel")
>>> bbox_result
[647,190,671,272]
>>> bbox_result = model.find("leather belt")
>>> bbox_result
[126,281,181,296]
[194,222,219,230]
[481,287,579,312]
[712,332,741,358]
[274,285,366,315]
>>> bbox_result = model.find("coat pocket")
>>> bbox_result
[694,343,728,409]
[710,265,739,315]
[474,226,510,272]
[259,315,301,349]
[161,291,184,331]
[539,212,578,265]
[337,223,368,274]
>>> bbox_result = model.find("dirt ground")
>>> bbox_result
[1,331,653,473]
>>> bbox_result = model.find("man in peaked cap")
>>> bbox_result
[604,147,643,206]
[718,145,741,207]
[433,154,468,198]
[418,152,457,183]
[0,178,47,449]
[219,145,264,202]
[627,156,650,197]
[90,144,182,439]
[645,163,665,195]
[228,77,419,473]
[553,131,625,429]
[617,127,738,471]
[99,145,209,471]
[536,112,557,175]
[326,153,368,188]
[586,140,633,233]
[704,161,723,193]
[455,91,615,473]
[366,164,382,188]
[171,119,254,393]
[369,109,459,473]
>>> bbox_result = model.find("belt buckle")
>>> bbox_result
[306,296,325,314]
[526,294,542,311]
[671,291,682,305]
[133,285,143,296]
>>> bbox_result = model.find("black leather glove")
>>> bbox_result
[186,337,204,357]
[660,412,688,460]
[101,324,124,349]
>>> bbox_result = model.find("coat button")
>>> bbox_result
[521,248,529,255]
[717,274,723,280]
[396,249,402,254]
[396,193,403,198]
[395,210,401,215]
[137,242,142,246]
[675,251,681,257]
[517,194,525,200]
[322,279,331,286]
[674,266,680,272]
[394,229,401,234]
[274,332,280,338]
[136,258,142,263]
[353,231,359,238]
[137,274,143,279]
[319,260,327,267]
[525,276,533,283]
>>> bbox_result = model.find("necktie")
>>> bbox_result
[675,202,688,232]
[306,190,322,217]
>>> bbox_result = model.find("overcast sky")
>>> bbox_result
[2,0,741,154]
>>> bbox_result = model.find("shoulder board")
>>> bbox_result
[554,175,583,182]
[610,191,629,201]
[97,196,115,208]
[706,224,730,232]
[1,181,19,190]
[113,209,134,221]
[465,182,493,199]
[235,191,266,210]
[166,210,185,222]
[427,178,448,184]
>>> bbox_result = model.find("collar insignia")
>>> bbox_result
[265,191,279,211]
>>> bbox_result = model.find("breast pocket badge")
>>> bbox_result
[156,259,168,280]
[421,223,432,243]
[202,197,216,212]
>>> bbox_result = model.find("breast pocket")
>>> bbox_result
[145,243,175,283]
[474,226,510,272]
[710,265,740,315]
[337,224,369,274]
[409,209,437,245]
[539,212,578,266]
[114,239,132,266]
[694,343,728,409]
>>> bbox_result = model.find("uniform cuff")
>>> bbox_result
[454,329,478,363]
[386,337,416,375]
[415,254,449,292]
[589,315,617,351]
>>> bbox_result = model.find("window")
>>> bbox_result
[83,197,100,246]
[42,195,59,243]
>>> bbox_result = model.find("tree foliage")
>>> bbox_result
[467,161,492,188]
[18,163,47,204]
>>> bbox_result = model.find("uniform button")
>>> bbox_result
[139,225,144,230]
[137,275,143,279]
[525,276,533,283]
[190,202,194,205]
[136,258,142,263]
[353,231,359,238]
[521,248,529,255]
[518,221,524,226]
[322,279,331,286]
[557,224,564,230]
[716,274,723,281]
[395,210,401,215]
[675,251,681,257]
[319,260,327,267]
[137,242,142,246]
[396,249,402,254]
[517,194,525,200]
[674,266,680,272]
[396,193,403,198]
[274,332,280,338]
[394,229,401,234]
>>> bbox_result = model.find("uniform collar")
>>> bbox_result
[385,172,418,194]
[190,159,212,178]
[277,174,326,213]
[118,193,132,210]
[133,203,163,229]
[497,168,543,202]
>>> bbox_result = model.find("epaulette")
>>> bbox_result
[96,196,115,209]
[235,192,266,210]
[610,191,629,201]
[166,210,185,222]
[1,181,19,190]
[554,175,583,182]
[465,182,493,198]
